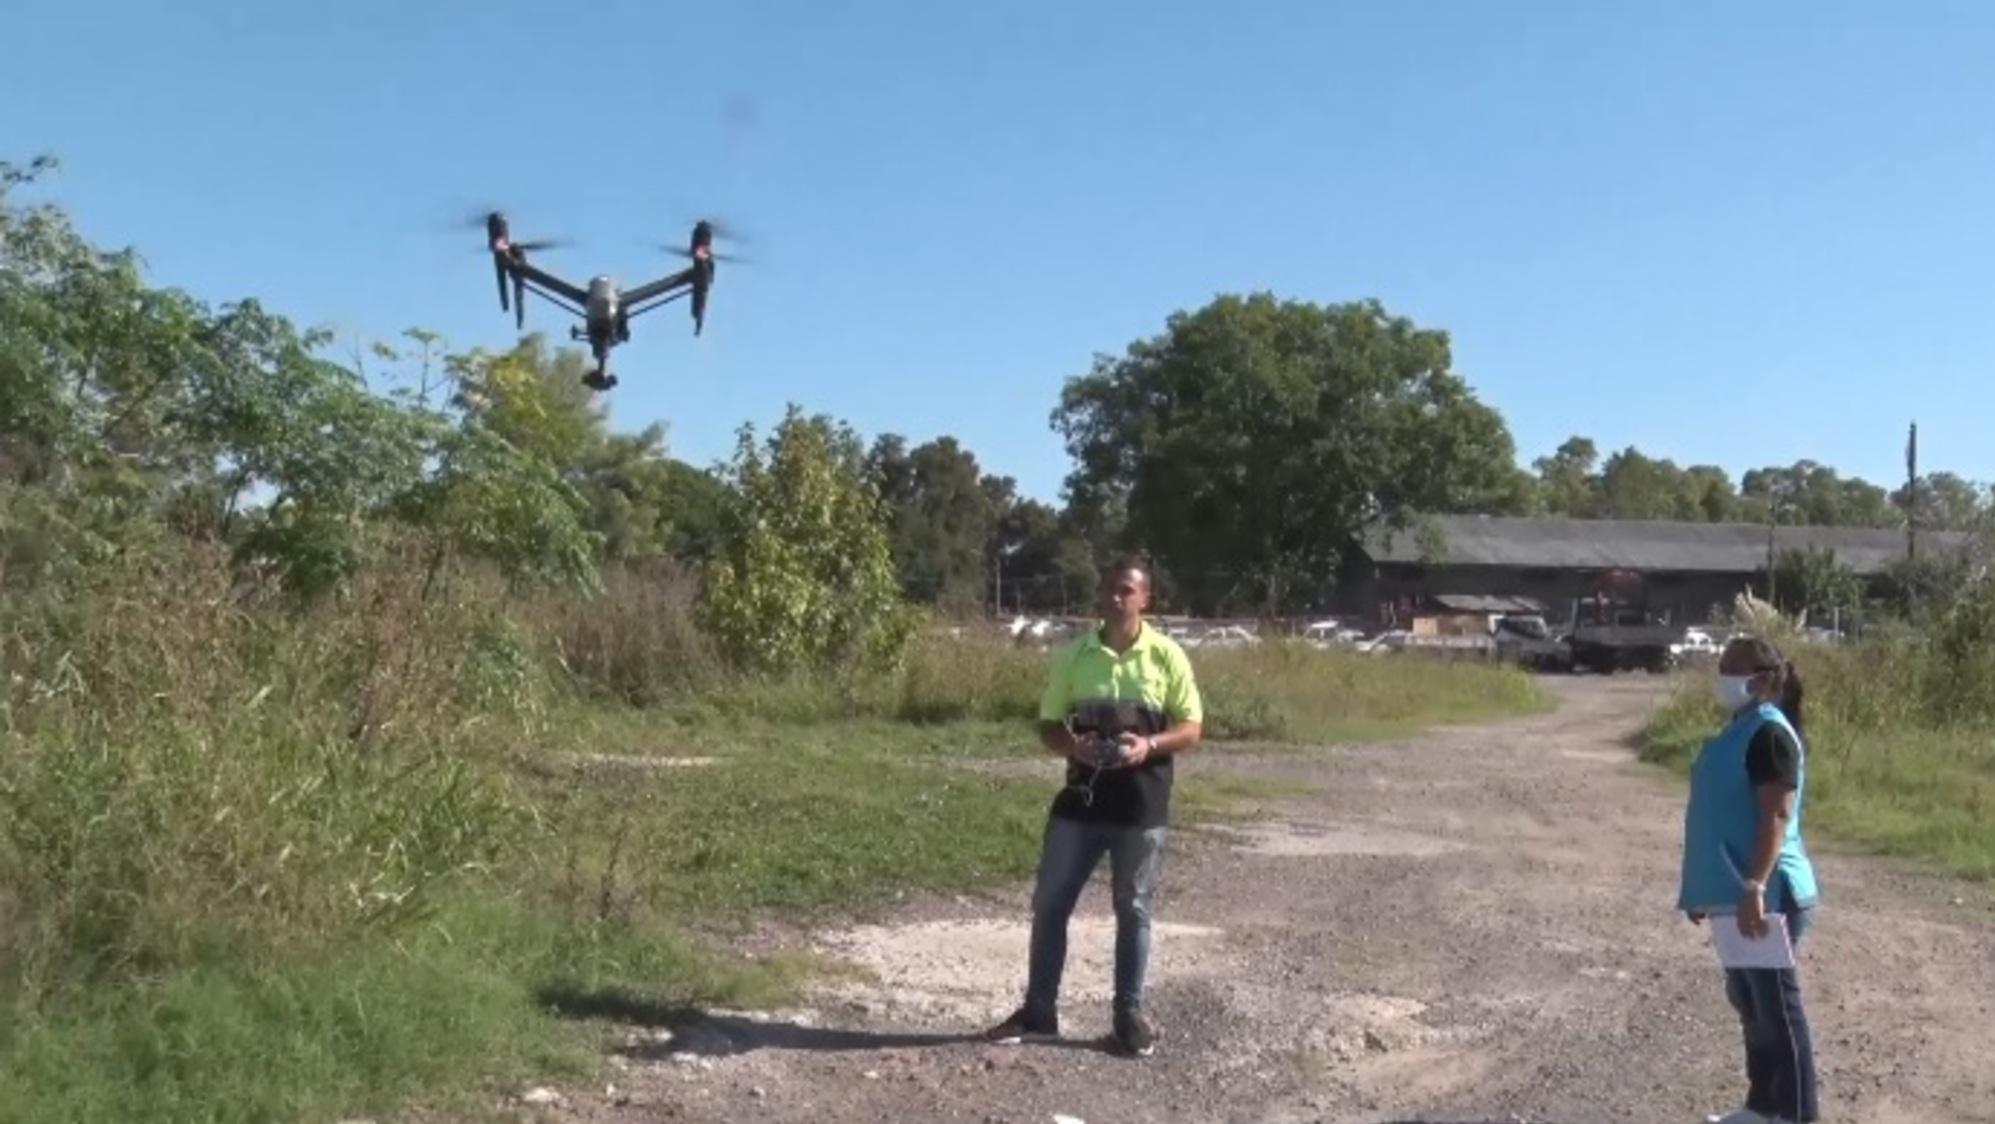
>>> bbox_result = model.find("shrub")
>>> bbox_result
[697,408,912,674]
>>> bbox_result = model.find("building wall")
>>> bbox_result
[1338,563,1765,627]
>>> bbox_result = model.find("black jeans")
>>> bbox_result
[1722,906,1819,1123]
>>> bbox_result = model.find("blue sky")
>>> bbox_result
[7,2,1992,504]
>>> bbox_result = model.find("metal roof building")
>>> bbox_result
[1342,514,1970,626]
[1362,514,1962,576]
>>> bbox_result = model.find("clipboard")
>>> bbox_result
[1711,912,1795,970]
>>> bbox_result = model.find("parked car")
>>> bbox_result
[1492,614,1573,672]
[1301,619,1364,648]
[1670,627,1722,665]
[1195,624,1261,649]
[1354,630,1410,655]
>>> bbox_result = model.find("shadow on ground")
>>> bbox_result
[536,984,1117,1058]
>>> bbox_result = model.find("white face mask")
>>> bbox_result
[1713,675,1758,712]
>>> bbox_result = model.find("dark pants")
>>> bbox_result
[1023,815,1168,1017]
[1722,906,1819,1123]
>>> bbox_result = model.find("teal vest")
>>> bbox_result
[1677,702,1819,914]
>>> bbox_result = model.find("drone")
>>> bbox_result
[479,211,740,390]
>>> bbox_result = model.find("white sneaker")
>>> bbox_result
[1704,1111,1768,1124]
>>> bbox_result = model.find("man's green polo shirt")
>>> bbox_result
[1038,621,1203,828]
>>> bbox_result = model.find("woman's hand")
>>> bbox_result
[1736,888,1769,939]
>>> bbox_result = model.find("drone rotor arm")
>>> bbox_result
[513,276,588,319]
[618,268,695,311]
[503,258,589,306]
[622,287,692,321]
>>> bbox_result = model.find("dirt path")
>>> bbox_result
[538,677,1995,1124]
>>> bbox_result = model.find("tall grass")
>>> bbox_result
[536,576,1546,740]
[0,542,1548,1122]
[1644,639,1995,879]
[1193,639,1550,742]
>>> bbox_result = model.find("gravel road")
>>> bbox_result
[533,676,1995,1124]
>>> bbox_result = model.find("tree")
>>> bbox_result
[1595,447,1683,520]
[1533,441,1738,524]
[699,406,912,672]
[1679,465,1739,523]
[1052,294,1524,614]
[446,336,604,469]
[1740,461,1897,528]
[1,155,220,501]
[442,336,730,570]
[1534,436,1600,517]
[985,494,1098,615]
[390,421,600,592]
[867,434,1002,607]
[1771,545,1861,623]
[1895,471,1989,532]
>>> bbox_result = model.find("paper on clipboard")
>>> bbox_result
[1712,913,1795,970]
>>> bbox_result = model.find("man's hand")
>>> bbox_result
[1116,732,1150,768]
[1735,889,1768,940]
[1038,721,1082,760]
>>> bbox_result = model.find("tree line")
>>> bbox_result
[6,155,1987,633]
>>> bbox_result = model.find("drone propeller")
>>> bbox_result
[659,244,749,264]
[471,209,573,253]
[673,212,750,243]
[700,218,750,244]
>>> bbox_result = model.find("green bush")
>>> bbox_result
[698,408,913,675]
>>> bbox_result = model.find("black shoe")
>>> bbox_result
[1112,1008,1156,1057]
[982,1004,1057,1043]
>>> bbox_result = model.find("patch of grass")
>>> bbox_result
[1176,773,1317,823]
[1642,653,1995,881]
[524,728,1052,919]
[0,895,796,1124]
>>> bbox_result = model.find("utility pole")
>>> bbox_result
[1764,486,1791,608]
[1906,420,1919,564]
[994,541,1021,619]
[1766,504,1777,606]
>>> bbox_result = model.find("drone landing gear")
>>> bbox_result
[582,368,618,391]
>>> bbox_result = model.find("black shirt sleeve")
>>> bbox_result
[1746,721,1801,789]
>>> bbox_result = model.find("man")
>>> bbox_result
[984,556,1203,1057]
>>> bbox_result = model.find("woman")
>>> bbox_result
[1677,635,1820,1124]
